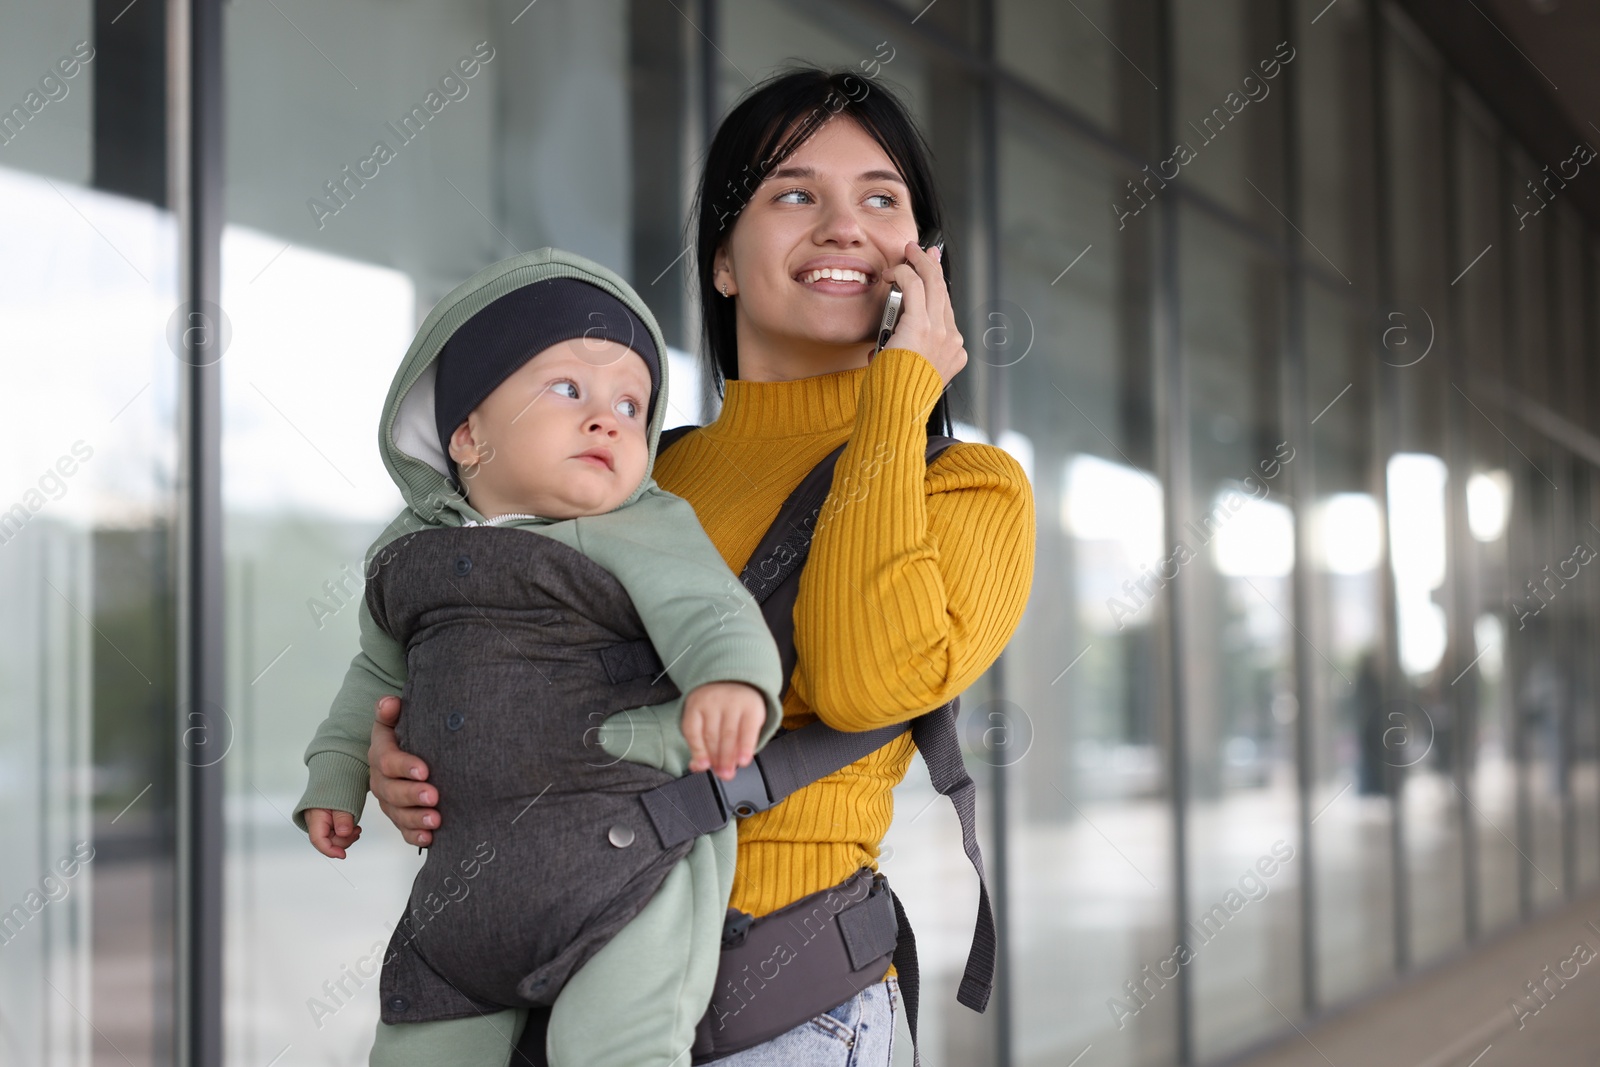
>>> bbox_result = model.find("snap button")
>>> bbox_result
[387,995,409,1013]
[607,825,635,848]
[446,712,465,731]
[454,555,472,576]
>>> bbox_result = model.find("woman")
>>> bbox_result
[367,68,1035,1064]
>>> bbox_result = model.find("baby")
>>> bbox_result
[291,249,784,1067]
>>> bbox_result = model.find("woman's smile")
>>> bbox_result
[793,256,878,296]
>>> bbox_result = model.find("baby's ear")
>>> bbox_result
[447,421,482,467]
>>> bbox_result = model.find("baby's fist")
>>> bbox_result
[306,809,361,859]
[682,681,767,781]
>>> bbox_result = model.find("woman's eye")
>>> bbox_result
[775,188,812,205]
[866,192,899,209]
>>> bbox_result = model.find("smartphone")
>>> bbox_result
[872,229,945,358]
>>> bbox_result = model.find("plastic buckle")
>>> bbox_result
[710,760,774,820]
[721,909,755,948]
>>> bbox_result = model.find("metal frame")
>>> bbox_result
[171,0,225,1063]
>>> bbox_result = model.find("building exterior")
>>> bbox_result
[2,0,1597,1064]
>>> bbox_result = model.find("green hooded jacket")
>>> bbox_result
[293,247,783,827]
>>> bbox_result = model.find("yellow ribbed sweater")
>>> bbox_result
[651,347,1036,935]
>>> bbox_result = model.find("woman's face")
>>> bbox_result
[716,116,920,352]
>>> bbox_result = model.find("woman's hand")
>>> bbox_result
[882,242,966,388]
[369,695,441,847]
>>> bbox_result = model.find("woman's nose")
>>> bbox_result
[813,201,866,245]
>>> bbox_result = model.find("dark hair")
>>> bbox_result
[691,67,951,438]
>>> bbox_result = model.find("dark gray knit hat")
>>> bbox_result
[434,277,661,469]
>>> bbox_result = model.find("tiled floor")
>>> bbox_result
[1228,888,1600,1067]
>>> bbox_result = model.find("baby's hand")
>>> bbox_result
[306,809,362,859]
[682,681,767,782]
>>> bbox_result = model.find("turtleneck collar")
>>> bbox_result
[703,363,869,441]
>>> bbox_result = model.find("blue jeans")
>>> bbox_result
[713,977,899,1066]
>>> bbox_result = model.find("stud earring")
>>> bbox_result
[720,281,729,297]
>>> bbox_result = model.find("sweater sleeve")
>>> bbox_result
[290,596,407,831]
[789,347,1036,732]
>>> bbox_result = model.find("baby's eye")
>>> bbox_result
[551,380,579,399]
[617,397,641,419]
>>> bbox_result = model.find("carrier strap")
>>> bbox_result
[639,424,995,1049]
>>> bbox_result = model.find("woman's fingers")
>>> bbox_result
[883,241,966,386]
[375,795,435,846]
[375,694,402,727]
[370,772,438,814]
[371,696,430,785]
[907,241,949,322]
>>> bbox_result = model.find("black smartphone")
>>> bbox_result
[872,229,945,358]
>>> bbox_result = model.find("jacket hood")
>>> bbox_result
[377,248,671,534]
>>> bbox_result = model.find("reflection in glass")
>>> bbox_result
[0,153,180,1067]
[997,90,1172,1067]
[1303,284,1393,1005]
[1179,207,1300,1060]
[1387,453,1448,679]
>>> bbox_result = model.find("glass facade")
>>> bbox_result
[5,0,1600,1064]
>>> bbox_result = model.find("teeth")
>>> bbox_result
[803,268,869,284]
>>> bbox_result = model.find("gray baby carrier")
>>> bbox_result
[507,427,997,1067]
[371,525,692,1022]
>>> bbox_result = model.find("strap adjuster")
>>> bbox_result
[712,760,774,819]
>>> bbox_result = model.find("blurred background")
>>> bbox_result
[2,0,1599,1064]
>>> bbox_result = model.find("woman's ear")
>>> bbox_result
[712,249,737,297]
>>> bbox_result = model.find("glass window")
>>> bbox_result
[996,0,1158,153]
[1383,19,1463,967]
[996,96,1174,1067]
[1172,0,1289,233]
[1178,205,1302,1062]
[1462,416,1519,932]
[1294,0,1376,292]
[1508,144,1552,407]
[1451,89,1519,936]
[1505,436,1566,914]
[1554,210,1588,428]
[717,0,930,121]
[1568,464,1599,890]
[1303,281,1394,1004]
[0,3,180,1062]
[1453,94,1503,387]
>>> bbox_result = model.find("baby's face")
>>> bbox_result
[449,338,652,520]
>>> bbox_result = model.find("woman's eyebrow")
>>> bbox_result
[767,164,906,185]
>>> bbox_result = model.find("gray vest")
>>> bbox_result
[369,525,689,1023]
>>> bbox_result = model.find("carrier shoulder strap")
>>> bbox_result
[638,425,995,1028]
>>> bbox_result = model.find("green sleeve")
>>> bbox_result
[573,488,785,745]
[291,596,407,832]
